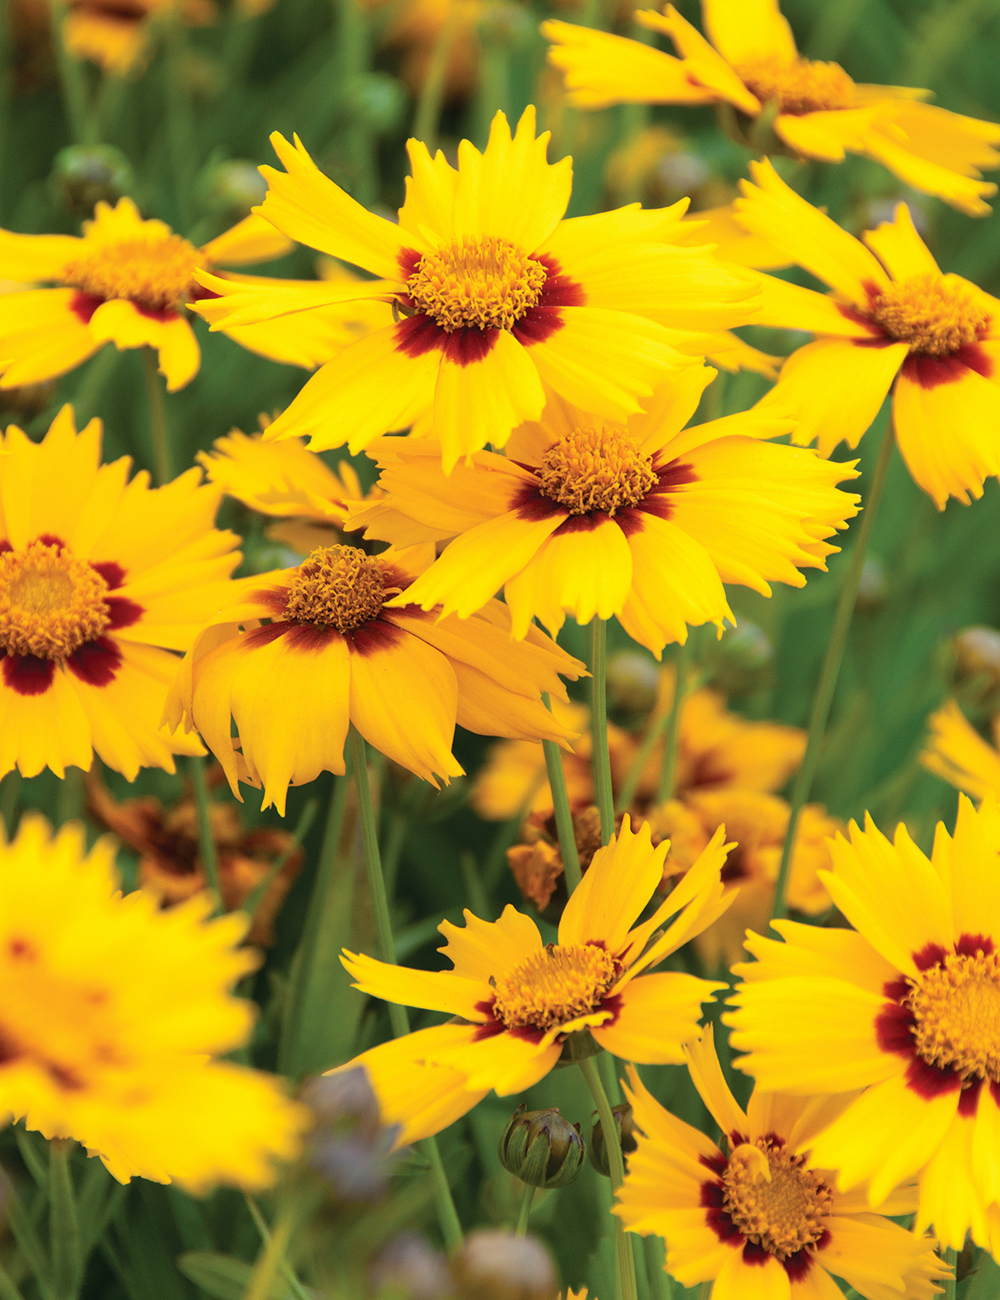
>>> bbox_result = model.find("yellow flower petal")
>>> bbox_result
[637,6,760,115]
[592,971,717,1063]
[701,0,797,67]
[437,903,543,983]
[341,949,489,1019]
[862,202,940,281]
[199,212,294,267]
[0,230,80,281]
[0,288,101,388]
[558,815,667,954]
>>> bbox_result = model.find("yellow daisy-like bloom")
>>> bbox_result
[192,107,759,471]
[543,0,1000,216]
[736,160,1000,509]
[350,366,859,655]
[726,793,1000,1253]
[0,197,298,392]
[0,814,307,1191]
[0,406,239,781]
[339,817,733,1143]
[64,0,214,75]
[616,1029,949,1300]
[166,543,584,815]
[921,699,1000,801]
[198,429,384,555]
[647,791,839,970]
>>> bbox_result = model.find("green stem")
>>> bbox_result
[590,619,614,846]
[657,638,692,804]
[243,797,319,923]
[616,711,669,814]
[245,1207,294,1300]
[278,770,350,1077]
[942,1247,956,1300]
[187,756,221,909]
[772,420,894,923]
[579,1056,637,1300]
[339,0,376,207]
[163,18,196,233]
[381,811,407,900]
[349,728,463,1254]
[49,1141,81,1300]
[243,1196,311,1300]
[460,851,489,918]
[543,738,582,893]
[72,345,120,424]
[412,0,460,151]
[0,772,19,837]
[644,1235,672,1300]
[0,1263,25,1300]
[514,1182,534,1238]
[141,349,172,486]
[46,0,97,145]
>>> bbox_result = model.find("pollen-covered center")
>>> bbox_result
[0,540,110,660]
[538,425,658,516]
[733,55,855,115]
[406,238,547,333]
[906,949,1000,1082]
[722,1141,834,1260]
[491,942,617,1034]
[63,234,205,313]
[283,545,387,633]
[867,274,989,357]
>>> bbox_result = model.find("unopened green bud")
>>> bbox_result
[952,626,1000,692]
[476,2,535,49]
[588,1102,638,1178]
[48,146,134,217]
[198,159,267,221]
[451,1230,557,1300]
[498,1104,585,1189]
[343,73,407,134]
[856,556,889,611]
[705,621,774,697]
[606,650,659,720]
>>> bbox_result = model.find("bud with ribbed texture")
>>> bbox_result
[606,650,659,721]
[588,1102,639,1178]
[498,1105,585,1189]
[451,1230,557,1300]
[48,146,134,216]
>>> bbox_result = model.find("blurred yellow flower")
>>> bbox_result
[351,366,859,655]
[727,794,1000,1253]
[616,1029,949,1298]
[544,0,1000,215]
[739,161,1000,508]
[63,0,214,75]
[0,197,295,392]
[193,107,758,470]
[0,406,239,781]
[340,817,733,1142]
[922,698,1000,800]
[0,813,307,1191]
[166,543,584,814]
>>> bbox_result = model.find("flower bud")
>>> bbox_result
[343,73,407,134]
[198,159,267,221]
[856,555,889,611]
[606,650,659,721]
[451,1230,557,1300]
[704,621,774,697]
[48,145,134,217]
[499,1104,585,1189]
[588,1102,639,1178]
[952,626,1000,693]
[370,1234,453,1300]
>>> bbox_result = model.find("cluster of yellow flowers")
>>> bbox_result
[2,0,1000,1295]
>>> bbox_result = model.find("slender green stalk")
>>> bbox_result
[657,638,693,804]
[0,772,19,837]
[772,420,894,922]
[643,1235,672,1300]
[243,1196,312,1300]
[46,0,97,145]
[72,346,120,424]
[579,1056,637,1300]
[163,18,197,233]
[277,770,350,1076]
[381,811,407,900]
[339,0,377,206]
[412,0,460,150]
[616,711,669,814]
[590,619,614,846]
[0,1263,25,1300]
[243,797,319,923]
[350,728,463,1254]
[49,1141,81,1300]
[187,756,221,909]
[245,1206,294,1300]
[543,738,582,892]
[460,851,489,918]
[141,349,172,487]
[942,1248,957,1300]
[56,767,84,826]
[514,1182,535,1238]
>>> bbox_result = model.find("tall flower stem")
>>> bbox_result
[141,349,172,486]
[590,619,614,846]
[46,0,98,146]
[349,727,464,1255]
[514,1182,534,1238]
[644,1235,672,1300]
[412,0,460,151]
[187,755,221,908]
[163,18,197,233]
[657,637,693,803]
[49,1140,81,1300]
[772,421,894,922]
[579,1056,637,1300]
[543,738,582,893]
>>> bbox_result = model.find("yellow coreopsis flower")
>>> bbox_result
[166,543,584,815]
[192,107,759,471]
[735,160,1000,509]
[0,814,307,1191]
[0,406,240,781]
[544,0,1000,216]
[0,197,300,391]
[63,0,214,75]
[338,817,733,1143]
[350,367,859,655]
[726,793,1000,1254]
[616,1029,949,1299]
[921,699,1000,800]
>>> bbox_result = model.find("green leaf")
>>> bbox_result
[177,1252,302,1300]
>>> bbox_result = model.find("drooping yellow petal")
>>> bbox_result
[701,0,797,67]
[683,1024,749,1137]
[0,289,101,388]
[87,301,200,392]
[921,701,1000,802]
[592,972,717,1063]
[199,212,294,267]
[419,1025,562,1095]
[636,7,760,115]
